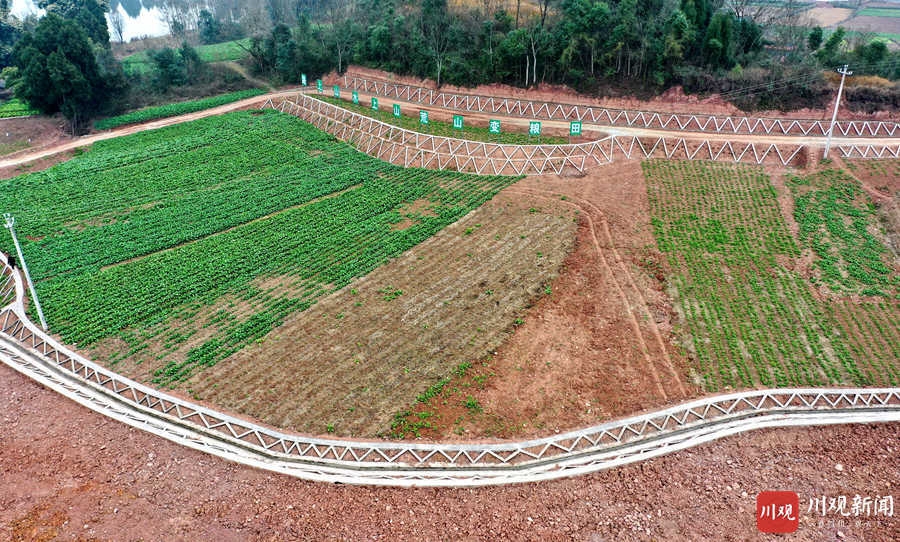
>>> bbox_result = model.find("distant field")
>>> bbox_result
[122,38,252,75]
[0,110,515,388]
[807,7,854,26]
[859,7,900,17]
[196,38,252,62]
[644,160,899,391]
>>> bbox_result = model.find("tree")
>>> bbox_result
[198,9,221,44]
[421,0,453,87]
[808,26,823,51]
[109,7,125,43]
[13,13,124,132]
[150,47,186,91]
[38,0,110,46]
[704,12,733,70]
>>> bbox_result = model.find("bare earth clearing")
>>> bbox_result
[807,7,855,28]
[395,161,697,439]
[1,363,897,541]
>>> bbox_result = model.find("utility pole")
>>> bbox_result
[824,64,852,160]
[3,213,47,330]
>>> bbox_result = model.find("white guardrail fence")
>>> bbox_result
[1,253,898,487]
[267,91,900,173]
[343,74,900,138]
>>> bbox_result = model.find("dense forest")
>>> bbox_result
[2,0,900,131]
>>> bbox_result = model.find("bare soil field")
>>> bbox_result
[807,7,855,27]
[1,362,897,541]
[393,161,696,439]
[844,15,900,35]
[181,192,578,437]
[0,116,70,179]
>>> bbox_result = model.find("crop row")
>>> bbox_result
[0,98,38,118]
[643,159,897,391]
[93,89,266,130]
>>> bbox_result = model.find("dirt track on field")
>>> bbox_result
[1,362,897,541]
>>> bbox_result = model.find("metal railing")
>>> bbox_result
[343,74,900,138]
[268,96,812,172]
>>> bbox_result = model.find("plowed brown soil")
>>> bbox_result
[394,161,697,439]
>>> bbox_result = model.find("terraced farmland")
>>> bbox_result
[644,160,899,390]
[0,109,516,388]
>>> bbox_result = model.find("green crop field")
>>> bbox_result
[196,38,252,62]
[644,160,899,391]
[315,95,570,145]
[94,89,266,130]
[0,98,38,118]
[0,109,514,386]
[858,7,900,17]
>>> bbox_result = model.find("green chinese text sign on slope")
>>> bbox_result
[419,110,429,125]
[569,120,582,137]
[371,97,379,111]
[529,121,541,136]
[488,119,501,134]
[316,79,323,92]
[301,73,307,86]
[393,104,401,118]
[333,85,340,98]
[352,91,359,105]
[452,115,464,130]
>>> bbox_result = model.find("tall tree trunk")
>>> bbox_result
[515,0,521,28]
[525,54,529,87]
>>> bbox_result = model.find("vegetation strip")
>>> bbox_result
[94,89,266,130]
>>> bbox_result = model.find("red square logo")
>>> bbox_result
[757,491,800,533]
